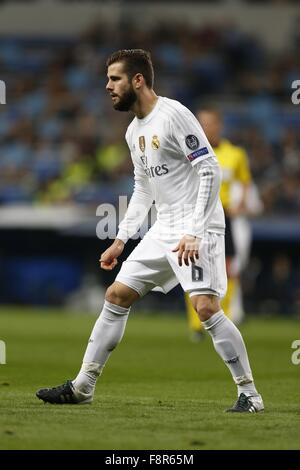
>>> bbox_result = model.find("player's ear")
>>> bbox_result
[132,73,143,90]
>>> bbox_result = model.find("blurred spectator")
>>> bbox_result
[0,21,299,212]
[256,254,300,315]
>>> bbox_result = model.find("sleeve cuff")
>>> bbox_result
[116,230,129,244]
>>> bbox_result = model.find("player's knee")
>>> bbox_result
[191,295,220,322]
[105,282,139,308]
[105,285,128,307]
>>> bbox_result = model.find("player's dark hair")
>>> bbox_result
[198,105,223,121]
[106,49,154,88]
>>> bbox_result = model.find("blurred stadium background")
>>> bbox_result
[0,0,299,316]
[1,0,300,452]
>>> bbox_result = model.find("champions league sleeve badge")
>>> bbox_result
[185,134,199,151]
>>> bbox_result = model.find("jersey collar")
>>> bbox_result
[136,96,162,125]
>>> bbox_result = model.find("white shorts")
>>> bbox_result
[116,231,227,299]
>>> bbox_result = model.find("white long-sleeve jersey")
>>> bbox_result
[116,97,225,242]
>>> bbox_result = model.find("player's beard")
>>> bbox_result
[113,86,137,111]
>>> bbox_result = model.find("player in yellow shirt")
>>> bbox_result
[185,107,252,340]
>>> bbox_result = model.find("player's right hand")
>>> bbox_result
[172,235,200,267]
[99,239,125,271]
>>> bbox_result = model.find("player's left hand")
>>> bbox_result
[172,235,201,267]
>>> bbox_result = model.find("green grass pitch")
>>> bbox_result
[0,306,299,450]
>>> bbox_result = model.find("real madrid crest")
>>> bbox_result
[151,135,160,150]
[139,136,146,153]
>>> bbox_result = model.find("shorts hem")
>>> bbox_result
[115,275,152,298]
[188,289,220,298]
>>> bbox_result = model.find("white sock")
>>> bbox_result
[203,310,258,396]
[73,301,130,395]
